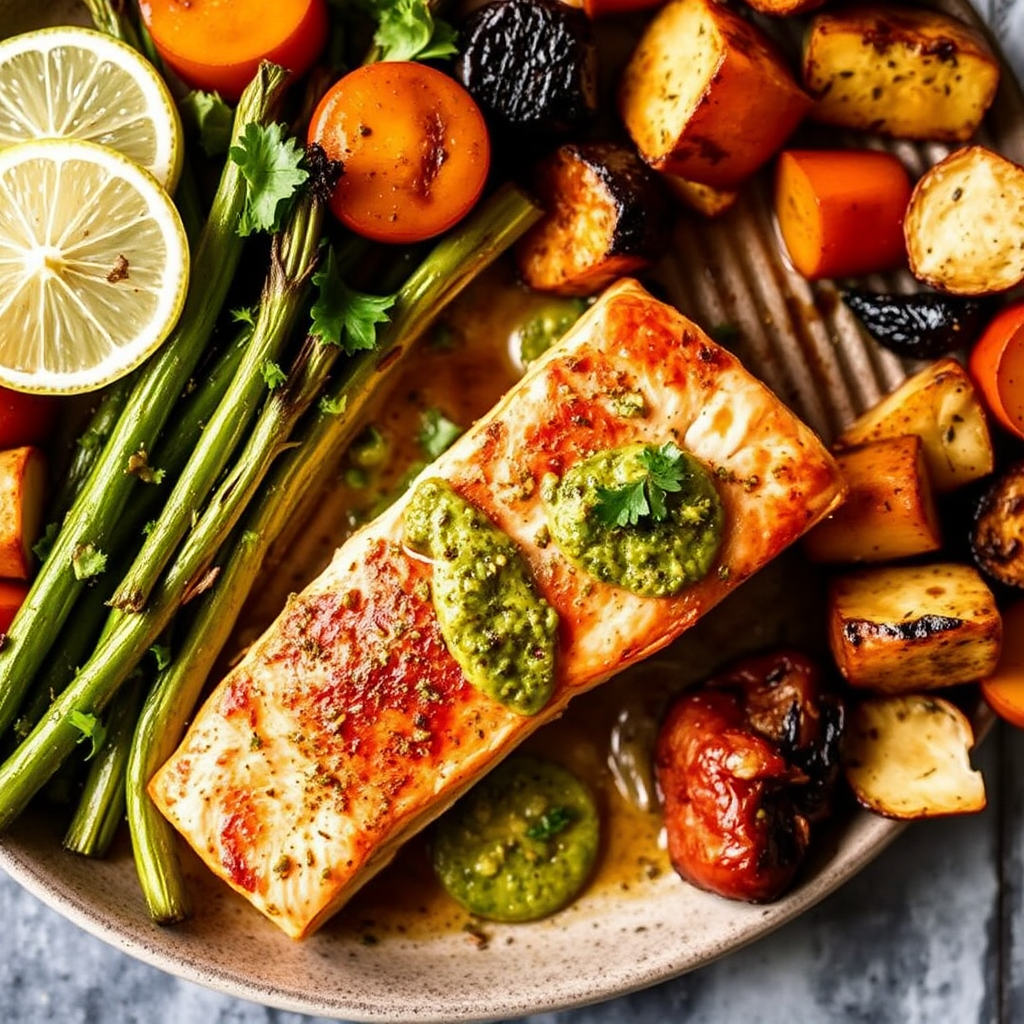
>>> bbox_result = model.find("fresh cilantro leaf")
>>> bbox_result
[231,305,258,327]
[361,0,459,62]
[229,122,309,236]
[526,806,574,841]
[311,245,395,354]
[72,543,107,581]
[150,644,172,671]
[180,90,233,156]
[68,709,107,761]
[32,520,59,564]
[319,393,348,416]
[595,442,687,528]
[418,407,463,460]
[595,480,650,528]
[262,360,287,389]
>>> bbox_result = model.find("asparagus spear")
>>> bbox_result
[62,675,145,858]
[0,64,290,738]
[111,190,324,613]
[124,184,539,920]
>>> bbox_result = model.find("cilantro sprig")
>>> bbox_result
[311,245,396,355]
[229,122,309,236]
[595,442,687,528]
[356,0,459,62]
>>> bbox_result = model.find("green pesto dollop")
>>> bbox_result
[404,478,559,716]
[431,755,599,922]
[541,442,724,597]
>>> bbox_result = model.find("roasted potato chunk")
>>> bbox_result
[0,446,46,580]
[660,174,738,218]
[828,562,1002,693]
[843,695,986,819]
[803,435,942,564]
[802,6,999,141]
[618,0,810,190]
[515,142,668,295]
[744,0,826,13]
[904,146,1024,296]
[835,357,994,492]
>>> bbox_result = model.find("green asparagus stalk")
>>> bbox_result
[13,323,255,741]
[0,64,290,738]
[62,674,145,858]
[111,191,324,613]
[125,183,542,920]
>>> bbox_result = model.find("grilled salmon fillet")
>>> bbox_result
[150,278,845,938]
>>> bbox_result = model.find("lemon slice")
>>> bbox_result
[0,26,183,192]
[0,138,189,395]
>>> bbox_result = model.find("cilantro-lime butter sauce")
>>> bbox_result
[542,441,724,597]
[403,477,559,716]
[431,755,600,922]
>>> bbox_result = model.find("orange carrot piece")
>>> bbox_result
[308,62,491,244]
[981,601,1024,728]
[775,149,912,280]
[968,301,1024,441]
[140,0,328,101]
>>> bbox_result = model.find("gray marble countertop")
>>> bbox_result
[4,3,1024,1023]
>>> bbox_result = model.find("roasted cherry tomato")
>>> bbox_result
[655,650,843,902]
[308,62,491,244]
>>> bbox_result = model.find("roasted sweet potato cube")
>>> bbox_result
[0,446,47,580]
[803,435,941,564]
[618,0,810,190]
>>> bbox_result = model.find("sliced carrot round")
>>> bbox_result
[968,301,1024,441]
[308,62,491,244]
[139,0,328,101]
[981,601,1024,728]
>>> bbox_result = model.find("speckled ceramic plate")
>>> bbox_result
[1,1,1021,1020]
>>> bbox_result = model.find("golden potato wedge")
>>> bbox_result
[0,446,47,580]
[904,146,1024,296]
[843,695,986,819]
[744,0,826,13]
[802,6,999,141]
[803,435,941,564]
[618,0,810,190]
[660,174,738,218]
[515,142,668,296]
[835,357,993,492]
[828,562,1001,693]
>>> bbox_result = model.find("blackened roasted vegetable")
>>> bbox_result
[972,459,1024,588]
[654,650,843,903]
[842,289,993,359]
[515,142,668,296]
[454,0,597,137]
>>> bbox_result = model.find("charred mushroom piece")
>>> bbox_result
[972,460,1024,589]
[515,142,669,296]
[454,0,597,137]
[654,649,843,903]
[842,289,994,360]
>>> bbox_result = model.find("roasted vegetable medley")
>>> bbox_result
[0,0,1023,939]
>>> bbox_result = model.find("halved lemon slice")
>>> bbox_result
[0,26,183,192]
[0,138,189,395]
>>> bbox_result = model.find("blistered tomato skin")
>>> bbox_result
[655,650,843,903]
[308,62,492,244]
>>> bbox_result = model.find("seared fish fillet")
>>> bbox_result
[150,279,845,937]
